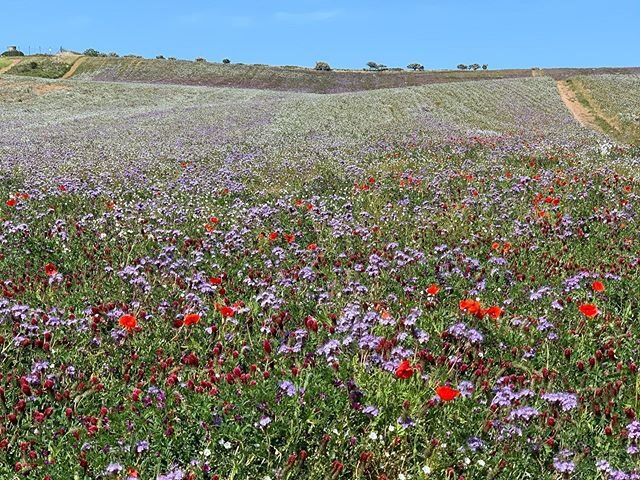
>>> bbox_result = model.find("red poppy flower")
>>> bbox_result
[579,303,599,318]
[183,313,201,326]
[44,263,57,276]
[220,306,235,318]
[268,231,278,241]
[307,243,317,251]
[486,306,504,319]
[491,242,500,251]
[118,314,137,331]
[284,233,295,243]
[592,281,605,292]
[209,276,223,285]
[459,299,484,318]
[209,217,219,224]
[426,284,441,295]
[436,386,460,401]
[5,198,16,207]
[58,185,67,192]
[395,359,414,380]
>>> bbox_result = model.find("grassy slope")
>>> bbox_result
[6,55,79,79]
[566,75,640,145]
[71,57,535,93]
[0,57,15,70]
[70,57,640,94]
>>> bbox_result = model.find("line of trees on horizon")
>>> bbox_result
[65,47,494,72]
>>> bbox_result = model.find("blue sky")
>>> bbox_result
[3,0,638,69]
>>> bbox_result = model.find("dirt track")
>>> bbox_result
[61,56,87,79]
[0,58,22,74]
[557,80,596,128]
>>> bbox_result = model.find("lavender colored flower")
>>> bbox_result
[105,463,124,475]
[362,405,379,417]
[279,380,297,397]
[541,392,578,411]
[508,406,539,422]
[136,440,150,453]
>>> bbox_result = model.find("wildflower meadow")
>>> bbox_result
[0,70,639,480]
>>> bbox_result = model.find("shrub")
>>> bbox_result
[156,55,166,60]
[482,64,488,70]
[470,63,481,71]
[8,58,70,78]
[457,64,468,70]
[83,48,101,57]
[314,61,331,71]
[195,57,206,63]
[407,63,424,71]
[222,58,231,64]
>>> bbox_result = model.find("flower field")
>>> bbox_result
[1,73,640,479]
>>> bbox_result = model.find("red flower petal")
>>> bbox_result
[436,386,460,401]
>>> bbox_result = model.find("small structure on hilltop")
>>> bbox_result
[2,45,24,56]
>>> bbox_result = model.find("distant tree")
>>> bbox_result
[83,48,101,57]
[156,55,166,60]
[367,61,380,70]
[482,64,488,70]
[195,57,206,63]
[222,58,231,64]
[470,63,481,71]
[407,63,424,71]
[457,64,468,70]
[168,57,177,61]
[314,61,332,71]
[108,52,119,57]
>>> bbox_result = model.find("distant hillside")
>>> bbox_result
[67,57,640,94]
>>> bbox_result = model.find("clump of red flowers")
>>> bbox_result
[183,313,201,326]
[119,314,137,331]
[426,284,440,295]
[579,303,600,318]
[436,386,460,401]
[44,263,58,276]
[459,299,503,320]
[395,360,414,379]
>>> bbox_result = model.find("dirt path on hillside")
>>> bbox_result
[0,58,22,74]
[61,56,86,79]
[557,79,623,141]
[557,80,596,128]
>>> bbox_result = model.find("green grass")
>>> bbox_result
[7,55,76,79]
[0,57,15,70]
[568,75,640,145]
